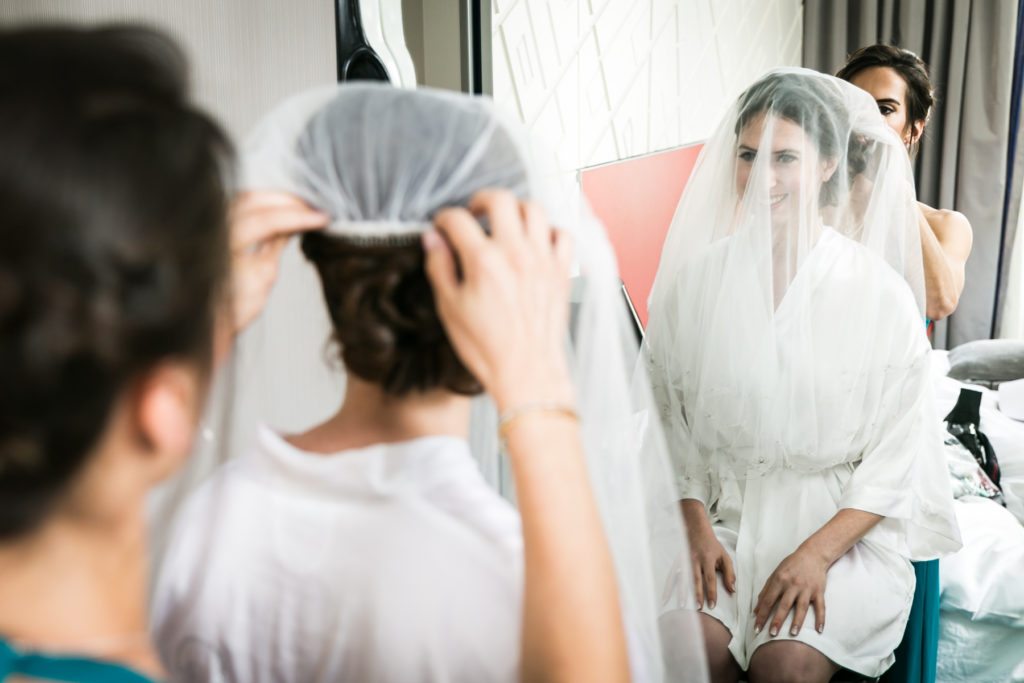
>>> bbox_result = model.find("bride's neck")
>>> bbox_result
[0,507,162,676]
[288,376,473,453]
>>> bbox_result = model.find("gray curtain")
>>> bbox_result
[804,0,1018,348]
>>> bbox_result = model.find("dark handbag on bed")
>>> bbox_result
[944,387,1002,490]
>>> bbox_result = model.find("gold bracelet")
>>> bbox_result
[498,402,579,441]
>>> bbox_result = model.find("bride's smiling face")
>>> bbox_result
[735,113,836,228]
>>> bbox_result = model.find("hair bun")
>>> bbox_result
[301,232,480,397]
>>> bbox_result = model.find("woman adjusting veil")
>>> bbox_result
[152,83,708,683]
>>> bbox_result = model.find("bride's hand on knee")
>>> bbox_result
[753,549,828,638]
[681,500,735,610]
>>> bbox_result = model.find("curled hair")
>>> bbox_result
[301,234,481,397]
[836,44,935,154]
[0,27,232,538]
[735,71,860,205]
[289,87,532,398]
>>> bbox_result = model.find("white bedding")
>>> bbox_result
[941,497,1024,626]
[937,611,1024,682]
[930,351,1024,682]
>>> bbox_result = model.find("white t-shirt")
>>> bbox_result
[152,426,524,683]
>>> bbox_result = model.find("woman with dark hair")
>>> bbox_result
[0,25,329,681]
[151,84,705,683]
[0,26,653,683]
[645,69,960,682]
[837,44,974,322]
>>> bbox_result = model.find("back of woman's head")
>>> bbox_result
[291,86,529,397]
[836,44,935,129]
[0,27,233,539]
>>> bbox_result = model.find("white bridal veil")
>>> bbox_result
[165,83,708,681]
[643,68,960,559]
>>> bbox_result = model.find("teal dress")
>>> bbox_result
[0,638,158,682]
[884,561,940,683]
[884,317,941,683]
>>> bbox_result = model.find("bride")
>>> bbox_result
[151,84,706,682]
[644,69,961,682]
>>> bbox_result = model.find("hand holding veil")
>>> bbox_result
[160,83,708,682]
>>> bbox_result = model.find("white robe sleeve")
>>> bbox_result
[837,321,962,561]
[645,284,714,506]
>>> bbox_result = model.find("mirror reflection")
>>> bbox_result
[0,2,1022,683]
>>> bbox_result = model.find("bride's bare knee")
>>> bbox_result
[747,640,838,683]
[659,610,723,679]
[699,614,740,683]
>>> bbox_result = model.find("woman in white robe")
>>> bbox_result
[644,69,962,682]
[152,84,706,682]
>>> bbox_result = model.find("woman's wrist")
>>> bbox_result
[796,535,839,568]
[499,402,579,443]
[491,365,575,415]
[680,499,714,536]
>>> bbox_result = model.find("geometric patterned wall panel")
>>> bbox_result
[493,0,802,172]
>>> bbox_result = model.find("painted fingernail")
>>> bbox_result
[709,600,716,609]
[422,230,441,250]
[818,624,825,633]
[754,624,762,635]
[790,627,799,636]
[770,626,779,637]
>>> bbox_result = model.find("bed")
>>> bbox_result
[930,351,1024,682]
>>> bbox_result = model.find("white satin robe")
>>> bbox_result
[151,427,524,683]
[650,228,961,676]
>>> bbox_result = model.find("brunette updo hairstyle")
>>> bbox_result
[300,237,482,396]
[0,27,233,539]
[836,44,935,153]
[294,88,530,397]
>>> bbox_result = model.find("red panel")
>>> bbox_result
[581,144,703,326]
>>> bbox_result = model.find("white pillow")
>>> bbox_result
[999,378,1024,421]
[947,340,1024,386]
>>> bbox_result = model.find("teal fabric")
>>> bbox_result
[882,560,940,683]
[879,324,941,683]
[0,637,158,682]
[884,324,942,682]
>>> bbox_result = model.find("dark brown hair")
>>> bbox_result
[301,235,481,397]
[836,44,936,142]
[0,27,232,538]
[735,71,857,205]
[292,87,530,398]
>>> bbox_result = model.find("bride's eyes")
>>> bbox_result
[737,150,798,164]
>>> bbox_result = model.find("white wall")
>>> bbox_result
[0,0,337,142]
[0,1,349,443]
[420,0,464,91]
[492,0,803,172]
[401,0,465,91]
[401,0,426,77]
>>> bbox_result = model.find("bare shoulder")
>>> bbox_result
[918,202,974,253]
